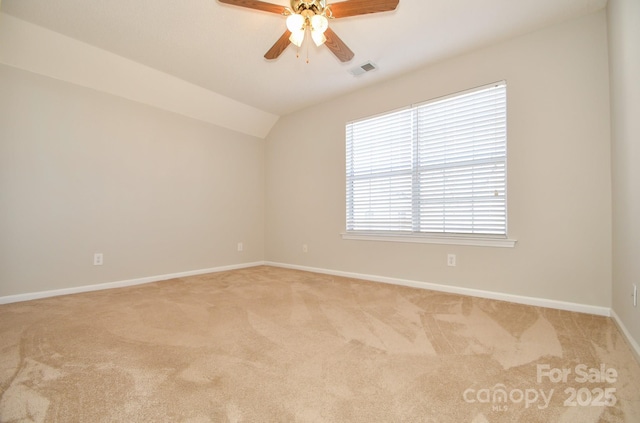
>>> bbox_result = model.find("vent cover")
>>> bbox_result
[349,61,378,76]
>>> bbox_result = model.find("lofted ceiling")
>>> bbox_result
[1,0,607,117]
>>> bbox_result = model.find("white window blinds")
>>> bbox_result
[346,82,507,236]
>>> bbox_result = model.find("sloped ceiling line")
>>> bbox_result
[0,13,279,139]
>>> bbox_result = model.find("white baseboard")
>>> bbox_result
[0,260,613,318]
[610,310,640,364]
[0,261,266,305]
[265,261,611,317]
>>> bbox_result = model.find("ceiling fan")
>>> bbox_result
[218,0,400,62]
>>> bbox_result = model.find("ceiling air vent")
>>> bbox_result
[349,61,378,76]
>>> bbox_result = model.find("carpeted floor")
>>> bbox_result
[1,266,639,422]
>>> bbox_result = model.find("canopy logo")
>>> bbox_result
[462,385,553,411]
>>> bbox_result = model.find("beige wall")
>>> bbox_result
[0,8,618,316]
[265,11,612,307]
[608,0,640,346]
[0,64,265,297]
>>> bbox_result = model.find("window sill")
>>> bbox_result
[341,232,517,248]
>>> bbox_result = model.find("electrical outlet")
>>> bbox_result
[237,242,243,252]
[447,254,456,267]
[634,284,637,308]
[302,244,308,253]
[93,253,103,266]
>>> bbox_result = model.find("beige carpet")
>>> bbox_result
[1,266,639,422]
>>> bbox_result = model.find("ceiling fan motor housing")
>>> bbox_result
[290,0,326,15]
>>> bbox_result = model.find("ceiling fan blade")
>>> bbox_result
[329,0,399,18]
[324,27,354,62]
[264,30,292,60]
[218,0,286,14]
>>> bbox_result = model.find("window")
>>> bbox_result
[345,82,514,247]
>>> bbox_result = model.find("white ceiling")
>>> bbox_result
[1,0,607,117]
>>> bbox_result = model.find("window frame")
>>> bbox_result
[343,82,516,248]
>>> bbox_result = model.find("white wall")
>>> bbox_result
[0,64,265,297]
[265,11,612,308]
[608,0,640,349]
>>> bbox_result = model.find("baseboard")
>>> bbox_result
[610,310,640,364]
[0,261,266,305]
[265,261,611,317]
[1,259,614,318]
